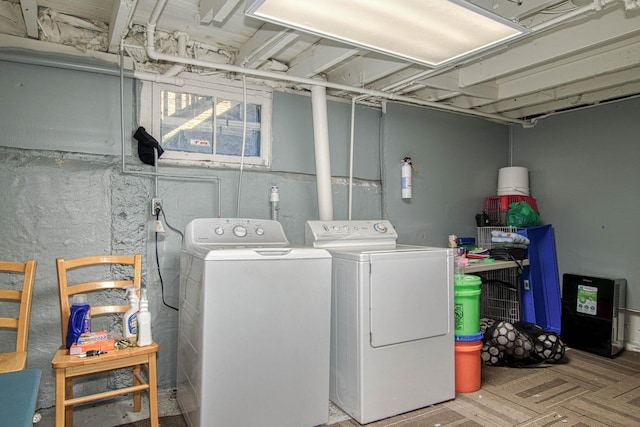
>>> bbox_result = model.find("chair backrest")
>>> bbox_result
[56,254,141,346]
[0,260,37,354]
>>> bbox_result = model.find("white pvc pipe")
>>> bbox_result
[144,14,527,125]
[311,85,334,221]
[348,97,356,220]
[162,32,187,77]
[0,51,183,85]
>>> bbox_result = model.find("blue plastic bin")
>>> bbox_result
[517,225,562,334]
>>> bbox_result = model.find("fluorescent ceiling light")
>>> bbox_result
[246,0,526,67]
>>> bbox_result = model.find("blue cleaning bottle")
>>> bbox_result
[66,294,91,349]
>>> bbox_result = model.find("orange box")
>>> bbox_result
[70,331,115,355]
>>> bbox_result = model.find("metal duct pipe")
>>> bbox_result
[311,85,334,221]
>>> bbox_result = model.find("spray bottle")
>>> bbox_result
[123,286,139,342]
[137,288,152,347]
[66,294,91,348]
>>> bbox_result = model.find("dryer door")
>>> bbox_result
[369,250,451,347]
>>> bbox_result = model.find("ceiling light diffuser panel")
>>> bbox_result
[246,0,527,67]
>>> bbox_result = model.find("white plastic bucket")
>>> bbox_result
[497,166,530,196]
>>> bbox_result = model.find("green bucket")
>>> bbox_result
[454,286,481,336]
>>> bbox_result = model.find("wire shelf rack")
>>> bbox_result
[476,267,521,324]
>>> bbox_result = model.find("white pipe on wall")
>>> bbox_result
[0,51,184,85]
[144,0,527,126]
[311,85,334,221]
[162,32,188,78]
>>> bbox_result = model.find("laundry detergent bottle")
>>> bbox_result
[65,294,91,348]
[136,288,152,347]
[123,286,139,342]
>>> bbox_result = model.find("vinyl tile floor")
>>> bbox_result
[33,387,352,426]
[35,348,640,426]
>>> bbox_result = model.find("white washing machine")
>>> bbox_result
[178,218,332,427]
[305,220,455,424]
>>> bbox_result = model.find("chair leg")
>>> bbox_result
[148,355,159,427]
[133,365,141,412]
[55,369,65,427]
[65,377,73,426]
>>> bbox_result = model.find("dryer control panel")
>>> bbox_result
[305,220,397,249]
[184,218,290,249]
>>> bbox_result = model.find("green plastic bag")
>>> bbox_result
[506,201,539,228]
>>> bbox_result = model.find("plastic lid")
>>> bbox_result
[455,332,484,342]
[455,274,482,286]
[72,294,88,305]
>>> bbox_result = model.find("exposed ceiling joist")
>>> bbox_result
[234,23,298,68]
[474,67,640,114]
[107,0,136,53]
[458,5,640,87]
[325,55,410,91]
[3,0,640,123]
[416,73,499,100]
[199,0,242,24]
[500,80,640,119]
[19,0,38,38]
[497,41,640,99]
[287,40,359,78]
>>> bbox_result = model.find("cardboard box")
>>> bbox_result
[70,331,115,355]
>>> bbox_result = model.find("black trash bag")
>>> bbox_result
[133,126,164,166]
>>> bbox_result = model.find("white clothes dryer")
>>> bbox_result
[305,220,455,424]
[178,218,332,427]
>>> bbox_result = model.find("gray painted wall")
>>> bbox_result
[0,60,384,409]
[6,54,638,415]
[512,98,640,308]
[381,103,509,246]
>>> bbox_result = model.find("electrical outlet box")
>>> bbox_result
[151,198,162,216]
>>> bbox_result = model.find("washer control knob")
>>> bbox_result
[255,227,265,236]
[233,225,247,237]
[214,227,224,235]
[373,222,388,233]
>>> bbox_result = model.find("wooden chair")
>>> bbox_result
[0,260,37,373]
[51,254,159,427]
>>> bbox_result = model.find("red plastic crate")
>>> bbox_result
[483,195,538,226]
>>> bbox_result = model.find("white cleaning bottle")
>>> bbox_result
[123,286,139,342]
[137,288,152,347]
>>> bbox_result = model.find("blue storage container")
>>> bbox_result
[517,225,562,333]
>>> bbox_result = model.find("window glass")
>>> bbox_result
[215,101,262,157]
[148,78,272,168]
[161,92,214,154]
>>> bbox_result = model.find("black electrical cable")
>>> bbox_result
[507,252,524,276]
[161,209,184,239]
[155,209,179,311]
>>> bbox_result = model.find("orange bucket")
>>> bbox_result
[455,336,483,393]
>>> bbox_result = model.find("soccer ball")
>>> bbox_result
[533,333,566,363]
[481,342,503,366]
[508,334,534,359]
[490,321,517,351]
[480,318,495,334]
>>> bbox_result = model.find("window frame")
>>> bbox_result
[142,74,272,169]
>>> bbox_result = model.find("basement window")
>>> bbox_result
[146,77,272,168]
